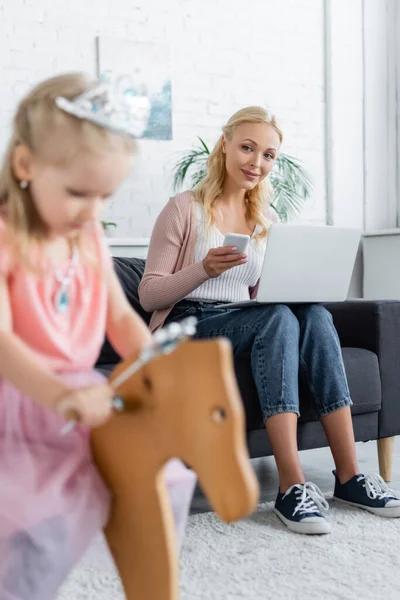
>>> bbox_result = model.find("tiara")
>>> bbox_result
[55,72,151,138]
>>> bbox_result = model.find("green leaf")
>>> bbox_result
[101,220,117,229]
[191,167,208,188]
[269,154,313,222]
[198,137,211,154]
[172,139,210,192]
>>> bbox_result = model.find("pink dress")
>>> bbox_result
[0,220,196,599]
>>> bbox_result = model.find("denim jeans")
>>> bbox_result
[165,301,352,421]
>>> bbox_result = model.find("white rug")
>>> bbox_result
[58,495,400,600]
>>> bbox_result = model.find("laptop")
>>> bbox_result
[220,224,361,307]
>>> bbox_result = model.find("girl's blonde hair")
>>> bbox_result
[195,106,283,239]
[0,72,136,268]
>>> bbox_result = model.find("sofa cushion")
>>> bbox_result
[236,347,382,431]
[96,364,115,377]
[113,257,149,322]
[96,257,149,366]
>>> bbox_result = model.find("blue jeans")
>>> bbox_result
[166,301,352,421]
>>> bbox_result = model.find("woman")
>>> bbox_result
[139,107,400,534]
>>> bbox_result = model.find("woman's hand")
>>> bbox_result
[203,246,247,278]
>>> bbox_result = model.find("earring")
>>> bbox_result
[19,180,29,190]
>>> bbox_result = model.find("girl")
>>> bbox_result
[0,73,194,599]
[139,106,400,535]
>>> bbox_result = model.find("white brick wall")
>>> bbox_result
[0,0,343,237]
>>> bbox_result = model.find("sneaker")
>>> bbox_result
[274,482,331,535]
[333,471,400,518]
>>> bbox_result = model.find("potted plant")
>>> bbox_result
[172,137,313,222]
[101,220,117,237]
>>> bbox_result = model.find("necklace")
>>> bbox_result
[53,246,78,313]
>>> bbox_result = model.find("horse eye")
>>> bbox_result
[211,406,227,424]
[142,376,152,391]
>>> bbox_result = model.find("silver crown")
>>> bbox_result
[55,72,151,138]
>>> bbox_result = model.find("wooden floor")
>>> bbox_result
[191,436,400,513]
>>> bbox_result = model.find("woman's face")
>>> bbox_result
[223,122,281,192]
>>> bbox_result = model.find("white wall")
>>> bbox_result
[0,0,394,239]
[328,0,364,229]
[363,0,395,231]
[0,0,327,237]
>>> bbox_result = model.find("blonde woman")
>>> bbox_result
[139,107,400,534]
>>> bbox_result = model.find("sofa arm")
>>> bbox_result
[324,300,400,438]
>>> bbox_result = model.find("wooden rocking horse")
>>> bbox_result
[68,318,259,599]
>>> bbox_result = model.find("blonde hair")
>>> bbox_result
[195,106,283,239]
[0,72,136,268]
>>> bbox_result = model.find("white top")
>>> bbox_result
[186,204,266,303]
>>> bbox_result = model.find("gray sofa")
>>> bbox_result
[96,257,400,481]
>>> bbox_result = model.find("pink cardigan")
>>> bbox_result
[139,191,278,332]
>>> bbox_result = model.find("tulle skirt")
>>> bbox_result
[0,371,196,600]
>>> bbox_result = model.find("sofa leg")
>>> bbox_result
[377,437,395,482]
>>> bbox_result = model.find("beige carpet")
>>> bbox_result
[58,493,400,600]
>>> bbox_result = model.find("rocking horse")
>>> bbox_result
[67,318,259,599]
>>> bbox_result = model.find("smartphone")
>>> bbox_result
[222,232,251,254]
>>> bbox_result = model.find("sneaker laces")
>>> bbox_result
[284,482,329,517]
[357,474,398,500]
